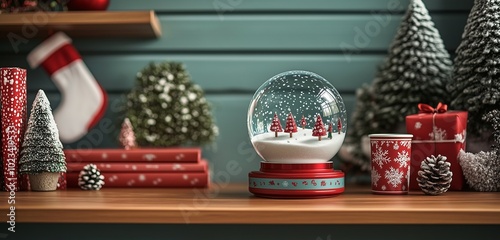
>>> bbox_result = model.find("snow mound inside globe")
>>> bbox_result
[247,70,347,163]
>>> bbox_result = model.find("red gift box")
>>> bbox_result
[406,103,467,191]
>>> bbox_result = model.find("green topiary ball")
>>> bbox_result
[126,62,218,147]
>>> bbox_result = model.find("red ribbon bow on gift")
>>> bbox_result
[418,102,448,113]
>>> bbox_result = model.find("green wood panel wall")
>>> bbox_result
[0,0,470,184]
[1,14,467,53]
[108,0,473,12]
[4,55,384,92]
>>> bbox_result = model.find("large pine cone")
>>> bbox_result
[417,155,452,195]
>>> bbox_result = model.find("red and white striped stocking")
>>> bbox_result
[27,32,108,143]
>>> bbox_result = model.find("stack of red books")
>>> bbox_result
[65,148,209,188]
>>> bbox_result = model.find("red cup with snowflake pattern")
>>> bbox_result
[369,134,413,194]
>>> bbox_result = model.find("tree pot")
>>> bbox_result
[29,172,60,191]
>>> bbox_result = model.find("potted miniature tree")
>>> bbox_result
[19,90,66,191]
[269,113,283,137]
[284,113,298,138]
[312,114,327,141]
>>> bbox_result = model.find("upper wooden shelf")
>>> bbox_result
[3,184,500,224]
[0,11,161,38]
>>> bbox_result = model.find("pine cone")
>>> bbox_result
[417,155,452,195]
[78,164,105,190]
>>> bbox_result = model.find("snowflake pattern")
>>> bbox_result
[399,140,411,148]
[371,167,381,187]
[415,122,422,129]
[394,150,410,168]
[138,174,146,181]
[282,181,289,187]
[454,129,466,143]
[144,154,156,161]
[429,126,447,140]
[191,178,199,185]
[153,178,162,185]
[372,147,391,168]
[393,143,399,150]
[385,167,403,188]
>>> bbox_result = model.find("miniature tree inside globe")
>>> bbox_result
[247,70,347,163]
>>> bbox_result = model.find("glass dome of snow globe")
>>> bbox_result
[247,70,347,164]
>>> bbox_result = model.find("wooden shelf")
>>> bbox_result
[0,11,161,38]
[2,184,500,224]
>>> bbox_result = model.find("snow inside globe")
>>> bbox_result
[247,70,347,163]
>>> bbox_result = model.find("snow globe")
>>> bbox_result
[247,70,346,198]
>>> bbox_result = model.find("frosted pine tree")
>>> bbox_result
[119,117,137,150]
[449,0,500,138]
[126,62,218,147]
[372,0,451,130]
[340,0,452,172]
[19,90,66,174]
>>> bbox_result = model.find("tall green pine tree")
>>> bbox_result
[372,0,451,130]
[19,90,66,174]
[341,0,452,171]
[449,0,500,138]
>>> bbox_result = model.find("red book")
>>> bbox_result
[66,159,208,173]
[64,148,201,163]
[67,171,209,188]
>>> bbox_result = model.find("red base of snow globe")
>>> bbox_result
[248,162,344,198]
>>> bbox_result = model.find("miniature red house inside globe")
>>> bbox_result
[247,70,346,198]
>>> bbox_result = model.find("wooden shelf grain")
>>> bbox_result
[0,11,161,38]
[2,184,499,224]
